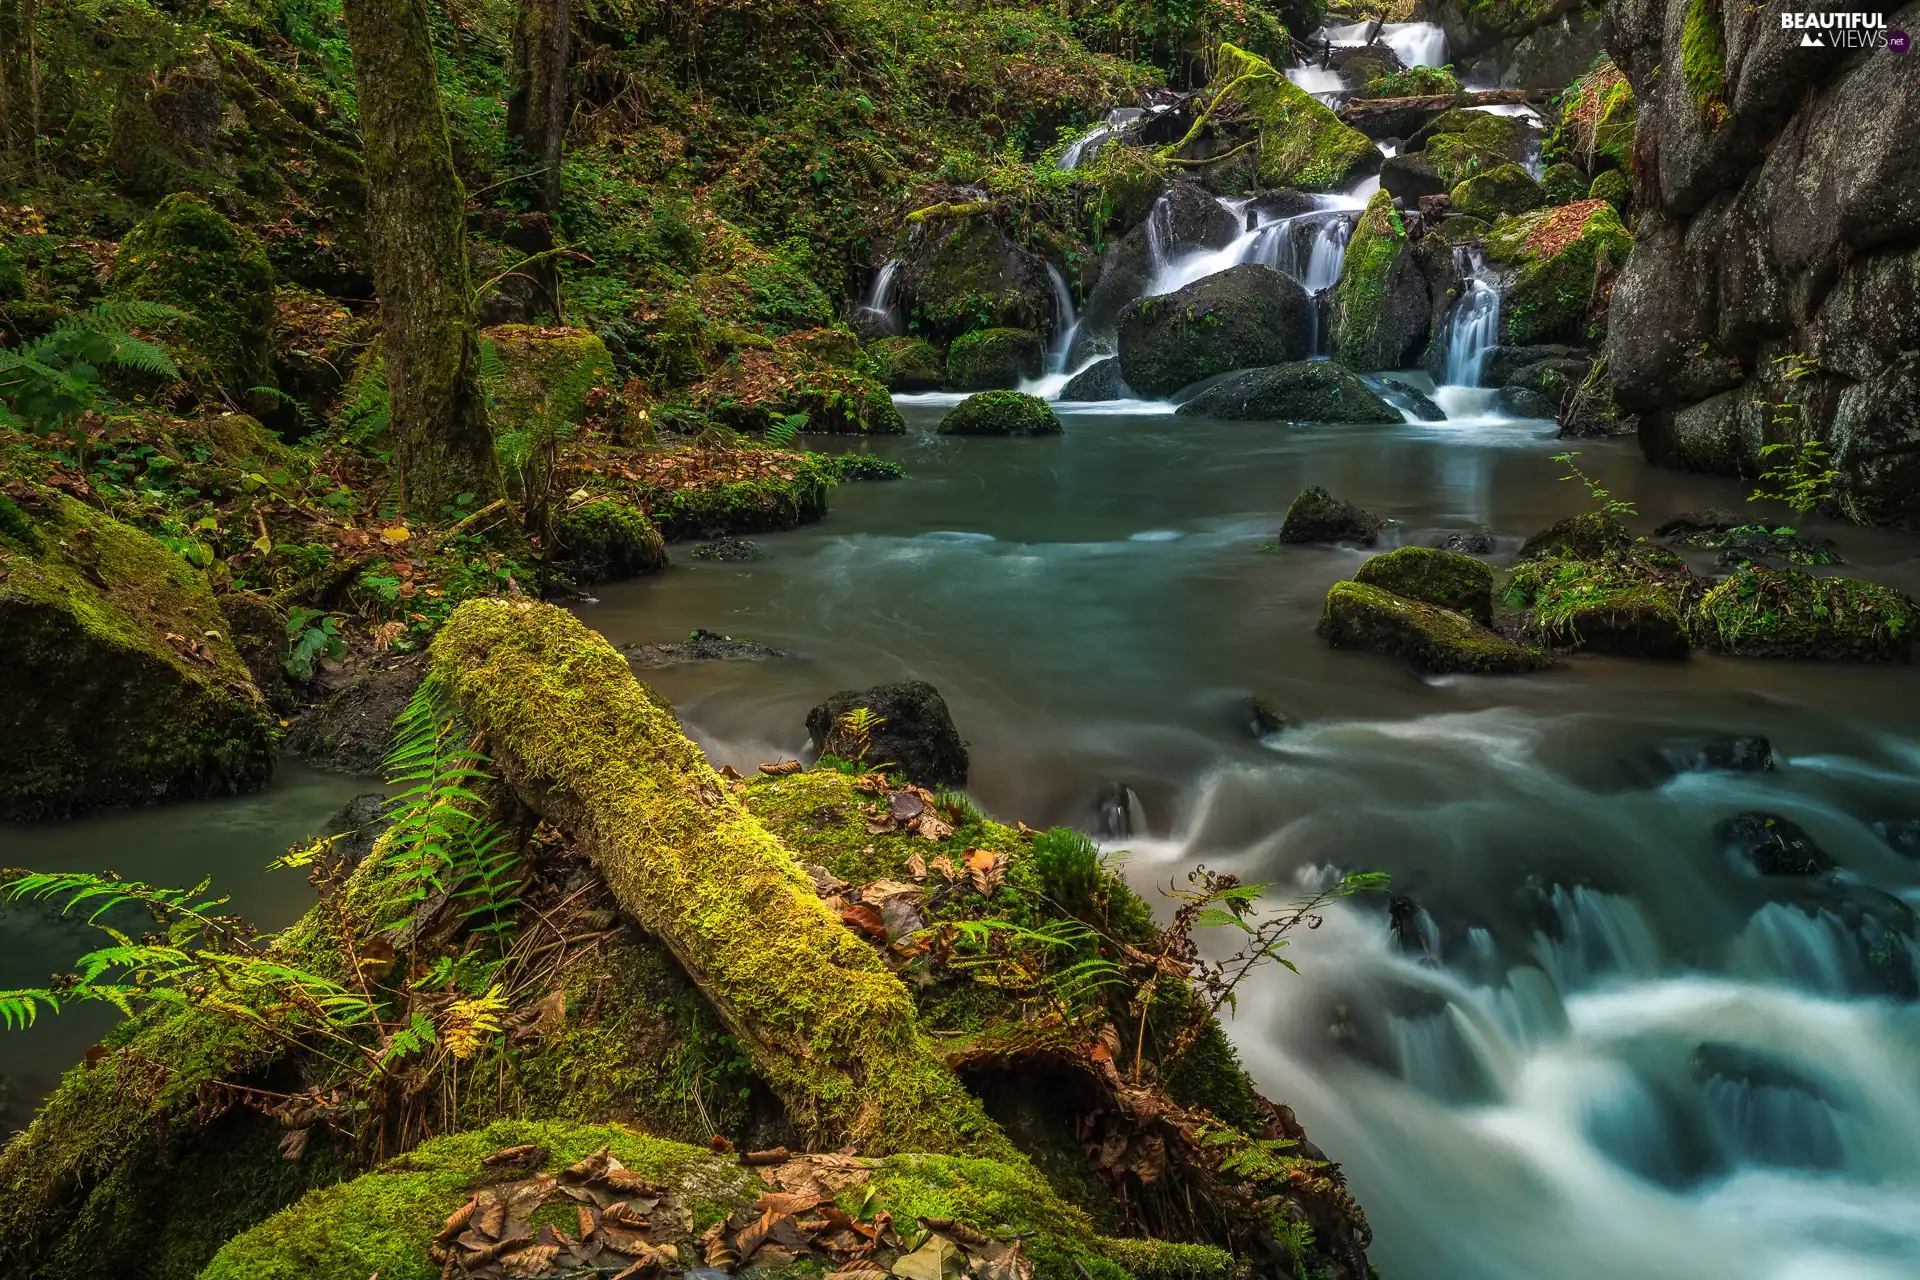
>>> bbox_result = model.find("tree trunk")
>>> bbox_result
[507,0,571,212]
[430,598,1020,1161]
[342,0,501,513]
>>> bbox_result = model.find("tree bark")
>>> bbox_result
[430,598,1020,1161]
[342,0,501,512]
[1338,89,1541,122]
[507,0,571,212]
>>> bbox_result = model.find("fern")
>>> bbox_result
[764,411,808,448]
[0,301,187,433]
[249,384,323,438]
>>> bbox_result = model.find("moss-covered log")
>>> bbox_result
[342,0,501,511]
[428,598,1015,1159]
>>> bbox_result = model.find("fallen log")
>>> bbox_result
[1338,88,1541,122]
[429,598,1016,1160]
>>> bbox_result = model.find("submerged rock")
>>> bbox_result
[1244,696,1289,738]
[623,629,787,668]
[945,327,1044,390]
[865,335,945,391]
[1319,581,1553,676]
[1355,546,1495,624]
[937,390,1062,437]
[1693,567,1916,662]
[690,537,768,562]
[1433,531,1495,555]
[1177,362,1400,423]
[1717,813,1835,876]
[1658,735,1774,777]
[0,488,276,818]
[1280,485,1385,545]
[806,680,969,787]
[1380,377,1445,420]
[553,498,668,584]
[322,792,393,870]
[1873,820,1920,859]
[1117,264,1313,398]
[1062,356,1129,401]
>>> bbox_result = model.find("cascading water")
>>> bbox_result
[1318,20,1448,69]
[1058,107,1146,171]
[857,259,904,336]
[1043,263,1079,374]
[1441,247,1500,387]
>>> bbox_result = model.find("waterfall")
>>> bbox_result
[1043,262,1079,375]
[1440,247,1500,387]
[1059,107,1146,171]
[1318,20,1448,68]
[1286,65,1348,106]
[857,259,904,336]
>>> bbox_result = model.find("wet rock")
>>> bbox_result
[1089,781,1139,839]
[1379,377,1445,420]
[691,537,767,562]
[1243,189,1322,226]
[1387,895,1434,958]
[1541,162,1588,206]
[1872,820,1920,859]
[1355,546,1495,624]
[937,391,1062,437]
[1519,512,1634,562]
[1659,521,1842,568]
[1507,359,1592,412]
[1483,200,1632,348]
[322,792,392,870]
[1716,813,1835,876]
[1331,190,1431,372]
[1659,736,1774,776]
[1176,362,1400,423]
[1156,181,1243,250]
[1433,531,1495,555]
[1329,43,1404,86]
[1061,357,1129,402]
[806,680,969,788]
[1653,510,1742,537]
[1245,697,1289,738]
[1381,151,1447,202]
[895,213,1051,346]
[284,653,428,776]
[1497,386,1559,419]
[1504,554,1694,660]
[1693,568,1916,662]
[218,590,295,715]
[1448,164,1544,221]
[1484,344,1590,388]
[622,629,788,669]
[554,499,668,584]
[1319,581,1554,676]
[1117,264,1314,398]
[1280,485,1385,545]
[945,327,1044,391]
[865,336,945,391]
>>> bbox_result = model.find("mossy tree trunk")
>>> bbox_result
[430,598,1019,1161]
[341,0,501,512]
[507,0,570,212]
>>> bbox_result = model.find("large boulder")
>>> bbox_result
[1502,553,1694,659]
[946,327,1044,390]
[1062,356,1129,401]
[1319,581,1554,675]
[1117,265,1313,398]
[1519,512,1635,561]
[0,487,276,818]
[866,336,945,391]
[1330,191,1432,372]
[806,680,970,786]
[1483,199,1634,348]
[1418,0,1608,88]
[1483,344,1590,388]
[1449,164,1545,220]
[553,498,668,584]
[1182,44,1382,192]
[109,193,275,398]
[1408,110,1539,184]
[937,391,1062,437]
[895,213,1051,346]
[1542,59,1635,177]
[1693,567,1916,662]
[1355,546,1495,624]
[1280,485,1385,544]
[1176,362,1401,422]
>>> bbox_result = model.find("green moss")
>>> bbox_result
[1694,567,1916,661]
[1484,200,1634,346]
[1542,60,1636,175]
[1449,163,1545,219]
[1319,580,1554,675]
[1503,555,1692,658]
[1518,511,1634,561]
[946,328,1045,391]
[905,221,1049,344]
[1096,1236,1237,1280]
[645,453,836,539]
[109,194,276,397]
[1330,190,1408,371]
[553,498,668,583]
[1209,44,1380,192]
[1681,0,1729,125]
[479,325,616,436]
[867,335,947,391]
[938,390,1062,436]
[0,492,36,546]
[1354,546,1495,623]
[1588,167,1631,215]
[1419,111,1529,187]
[1360,66,1460,98]
[1541,163,1587,206]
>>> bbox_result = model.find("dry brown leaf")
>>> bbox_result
[483,1143,544,1167]
[576,1204,598,1240]
[912,811,955,841]
[963,848,1007,894]
[755,1189,827,1217]
[759,759,803,775]
[905,852,927,880]
[500,1243,562,1278]
[928,854,956,881]
[858,878,920,903]
[477,1199,510,1240]
[701,1220,740,1270]
[718,763,745,780]
[840,902,887,938]
[278,1127,310,1161]
[438,1199,477,1244]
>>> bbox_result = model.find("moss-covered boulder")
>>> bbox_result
[946,327,1045,391]
[1186,44,1381,192]
[1449,164,1545,220]
[806,680,970,786]
[1320,581,1553,675]
[1484,199,1634,347]
[1542,59,1635,176]
[938,390,1062,437]
[1588,167,1630,215]
[1117,265,1311,398]
[1330,191,1431,372]
[480,325,617,438]
[553,498,668,584]
[1411,110,1536,187]
[1356,546,1495,624]
[109,193,275,397]
[0,488,275,819]
[1361,66,1460,98]
[1519,512,1634,561]
[1176,362,1400,422]
[1279,485,1384,545]
[1503,555,1694,659]
[896,215,1051,346]
[1694,567,1917,662]
[1541,162,1588,206]
[867,335,946,391]
[696,336,906,436]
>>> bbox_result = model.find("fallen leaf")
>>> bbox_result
[911,812,955,841]
[759,759,803,775]
[841,902,887,938]
[380,525,411,544]
[718,763,745,781]
[905,852,927,880]
[963,848,1006,895]
[858,878,920,903]
[500,1244,561,1277]
[278,1127,311,1161]
[755,1190,827,1217]
[891,1234,967,1280]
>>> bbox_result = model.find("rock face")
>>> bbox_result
[1693,567,1916,662]
[1117,265,1313,398]
[1416,0,1608,88]
[1062,357,1129,401]
[1319,581,1553,675]
[866,336,945,391]
[938,391,1062,437]
[1176,362,1401,423]
[1604,0,1920,529]
[1331,191,1431,372]
[946,328,1044,390]
[0,489,276,818]
[285,654,428,774]
[895,214,1051,346]
[1355,546,1495,624]
[807,680,969,787]
[1280,485,1384,544]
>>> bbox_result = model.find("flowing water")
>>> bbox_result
[1442,247,1503,388]
[857,259,905,336]
[1320,21,1449,70]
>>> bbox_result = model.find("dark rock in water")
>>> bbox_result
[1089,781,1139,839]
[1507,359,1592,412]
[1381,151,1447,202]
[1158,181,1242,251]
[1433,531,1495,555]
[1319,581,1554,675]
[1654,510,1743,537]
[624,629,788,669]
[1380,377,1444,420]
[1387,895,1434,958]
[1872,819,1920,859]
[1243,189,1321,227]
[938,390,1062,437]
[1497,385,1558,419]
[1356,546,1496,624]
[1663,521,1844,567]
[806,680,969,788]
[1330,42,1403,85]
[1483,344,1588,388]
[1062,357,1129,402]
[1519,512,1634,561]
[1281,485,1384,545]
[285,654,428,776]
[1659,736,1775,776]
[1689,1042,1829,1097]
[1717,813,1835,876]
[1245,697,1289,738]
[323,792,392,869]
[1177,362,1400,423]
[1118,265,1313,398]
[946,327,1045,390]
[692,537,767,562]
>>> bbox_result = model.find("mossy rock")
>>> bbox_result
[702,350,907,436]
[0,488,275,819]
[1541,162,1588,206]
[1355,546,1495,624]
[1116,264,1311,399]
[643,453,837,539]
[1414,111,1534,188]
[1448,163,1545,220]
[1519,511,1634,561]
[480,325,617,438]
[1361,66,1460,98]
[1694,567,1917,662]
[1279,485,1383,544]
[172,411,304,474]
[1543,60,1635,176]
[109,193,275,397]
[1503,555,1693,659]
[806,680,969,787]
[1320,581,1554,675]
[1175,362,1400,423]
[553,499,668,584]
[946,327,1045,391]
[1483,200,1634,346]
[867,335,946,391]
[938,390,1062,437]
[1588,167,1630,215]
[1329,190,1430,372]
[1204,44,1381,192]
[896,217,1051,346]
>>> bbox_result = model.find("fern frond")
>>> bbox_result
[58,300,191,334]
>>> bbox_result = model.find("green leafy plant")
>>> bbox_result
[837,705,885,761]
[764,411,809,448]
[283,606,346,680]
[1552,450,1637,519]
[936,918,1125,1020]
[1750,438,1840,517]
[0,301,187,434]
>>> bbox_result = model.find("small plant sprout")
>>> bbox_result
[837,705,885,761]
[1750,438,1841,518]
[1552,450,1637,519]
